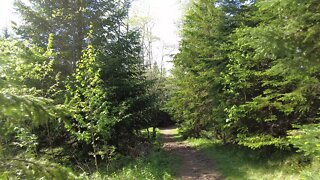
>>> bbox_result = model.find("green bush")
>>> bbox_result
[288,124,320,158]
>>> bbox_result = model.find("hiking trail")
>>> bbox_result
[160,127,221,180]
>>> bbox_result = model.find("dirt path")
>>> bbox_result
[161,127,221,180]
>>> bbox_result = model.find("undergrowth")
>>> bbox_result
[79,128,180,179]
[106,151,178,180]
[187,138,320,180]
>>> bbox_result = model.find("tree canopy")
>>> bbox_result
[0,0,319,178]
[166,0,320,153]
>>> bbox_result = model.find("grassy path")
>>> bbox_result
[160,127,221,180]
[94,127,316,179]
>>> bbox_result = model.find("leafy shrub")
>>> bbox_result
[288,124,320,158]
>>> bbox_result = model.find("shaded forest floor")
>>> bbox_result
[157,127,319,180]
[85,127,318,179]
[160,127,221,180]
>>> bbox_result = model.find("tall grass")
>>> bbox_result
[106,151,179,180]
[82,128,181,179]
[187,138,319,180]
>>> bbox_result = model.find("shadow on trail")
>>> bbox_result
[160,126,222,180]
[159,127,302,179]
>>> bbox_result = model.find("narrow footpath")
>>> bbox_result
[160,127,222,180]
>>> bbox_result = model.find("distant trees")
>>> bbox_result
[166,0,320,155]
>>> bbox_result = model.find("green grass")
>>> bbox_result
[82,127,181,180]
[166,128,179,135]
[102,127,186,180]
[158,127,184,142]
[186,138,319,180]
[83,151,179,180]
[91,150,180,180]
[82,127,320,180]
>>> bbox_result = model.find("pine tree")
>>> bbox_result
[14,0,124,75]
[167,0,245,139]
[167,0,320,151]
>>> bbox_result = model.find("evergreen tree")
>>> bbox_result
[14,0,154,154]
[14,0,126,75]
[167,0,320,152]
[226,0,320,148]
[167,0,245,139]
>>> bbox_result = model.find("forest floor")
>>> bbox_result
[160,126,222,180]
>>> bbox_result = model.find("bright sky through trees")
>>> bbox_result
[130,0,185,71]
[131,0,183,45]
[1,0,320,179]
[0,0,184,71]
[0,0,15,30]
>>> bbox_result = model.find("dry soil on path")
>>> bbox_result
[160,127,222,180]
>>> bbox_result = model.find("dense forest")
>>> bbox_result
[0,0,164,178]
[0,0,319,179]
[167,0,320,151]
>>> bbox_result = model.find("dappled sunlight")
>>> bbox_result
[1,0,319,179]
